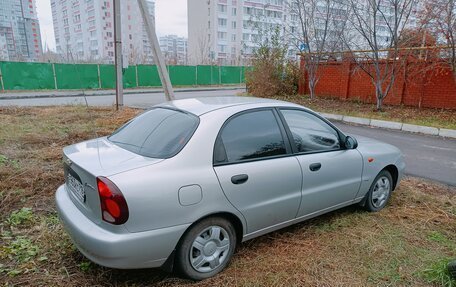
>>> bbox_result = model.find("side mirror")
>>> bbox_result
[344,136,358,149]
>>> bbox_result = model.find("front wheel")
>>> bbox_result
[175,217,237,280]
[364,170,393,212]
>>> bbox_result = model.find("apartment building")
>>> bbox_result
[188,0,423,65]
[0,0,42,61]
[159,35,188,65]
[51,0,155,64]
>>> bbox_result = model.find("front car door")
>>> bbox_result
[213,109,302,234]
[278,109,363,217]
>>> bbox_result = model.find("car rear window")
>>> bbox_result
[108,108,199,158]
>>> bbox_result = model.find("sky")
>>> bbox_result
[36,0,188,51]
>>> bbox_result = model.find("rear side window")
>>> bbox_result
[109,108,199,158]
[215,110,287,164]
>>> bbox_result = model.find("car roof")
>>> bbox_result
[156,96,300,116]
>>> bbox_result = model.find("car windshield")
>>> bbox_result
[108,108,199,158]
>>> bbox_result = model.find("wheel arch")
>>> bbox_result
[161,211,245,273]
[383,164,399,190]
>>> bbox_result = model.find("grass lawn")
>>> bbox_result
[0,106,455,286]
[269,94,456,130]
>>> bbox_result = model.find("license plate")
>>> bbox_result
[67,173,86,202]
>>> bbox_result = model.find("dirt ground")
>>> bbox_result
[0,106,455,286]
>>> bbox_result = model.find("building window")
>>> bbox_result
[217,31,227,40]
[232,7,237,16]
[231,34,236,42]
[218,4,227,13]
[231,21,236,29]
[218,44,226,52]
[218,18,227,27]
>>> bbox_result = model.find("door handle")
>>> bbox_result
[231,174,249,185]
[309,163,322,172]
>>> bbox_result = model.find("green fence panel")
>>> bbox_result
[55,64,99,89]
[168,65,197,86]
[122,66,137,88]
[220,66,242,84]
[0,61,248,91]
[1,62,55,90]
[137,65,161,87]
[99,64,115,89]
[196,65,221,85]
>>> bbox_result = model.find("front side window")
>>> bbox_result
[280,109,340,153]
[109,108,199,158]
[215,110,287,164]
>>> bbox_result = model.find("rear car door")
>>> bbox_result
[213,109,302,234]
[278,109,363,217]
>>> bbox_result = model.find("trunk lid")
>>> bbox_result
[62,137,163,224]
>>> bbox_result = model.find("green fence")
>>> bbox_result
[0,61,247,91]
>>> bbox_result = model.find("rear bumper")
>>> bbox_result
[55,185,190,269]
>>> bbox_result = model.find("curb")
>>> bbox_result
[319,112,456,139]
[0,86,246,100]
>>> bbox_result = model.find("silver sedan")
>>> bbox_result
[56,96,405,280]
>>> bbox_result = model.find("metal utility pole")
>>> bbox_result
[137,0,175,100]
[113,0,123,110]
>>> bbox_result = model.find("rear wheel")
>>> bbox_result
[364,170,393,212]
[175,217,236,280]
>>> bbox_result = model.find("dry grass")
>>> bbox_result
[0,106,455,287]
[269,94,456,130]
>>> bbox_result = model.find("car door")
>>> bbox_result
[278,109,363,217]
[213,109,302,234]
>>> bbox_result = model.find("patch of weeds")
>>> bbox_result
[0,154,20,169]
[422,259,456,287]
[78,261,93,272]
[428,231,448,242]
[0,154,7,166]
[44,212,60,227]
[428,231,455,249]
[7,207,33,226]
[4,236,40,263]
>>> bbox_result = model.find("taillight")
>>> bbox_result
[97,176,129,225]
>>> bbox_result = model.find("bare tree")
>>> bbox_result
[420,0,456,81]
[289,0,349,99]
[344,0,416,110]
[192,28,212,65]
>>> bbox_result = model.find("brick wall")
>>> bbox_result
[299,58,456,109]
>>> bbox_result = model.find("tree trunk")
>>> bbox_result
[309,81,315,99]
[375,86,383,111]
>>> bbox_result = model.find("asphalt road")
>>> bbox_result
[333,122,456,186]
[0,88,246,107]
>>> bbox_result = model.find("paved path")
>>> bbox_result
[0,88,245,107]
[333,122,456,186]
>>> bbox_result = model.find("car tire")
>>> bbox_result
[448,260,456,279]
[175,217,237,280]
[363,170,393,212]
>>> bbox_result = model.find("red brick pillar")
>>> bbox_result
[341,55,352,100]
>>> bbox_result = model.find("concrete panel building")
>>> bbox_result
[0,0,42,61]
[51,0,155,64]
[159,35,188,65]
[188,0,299,65]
